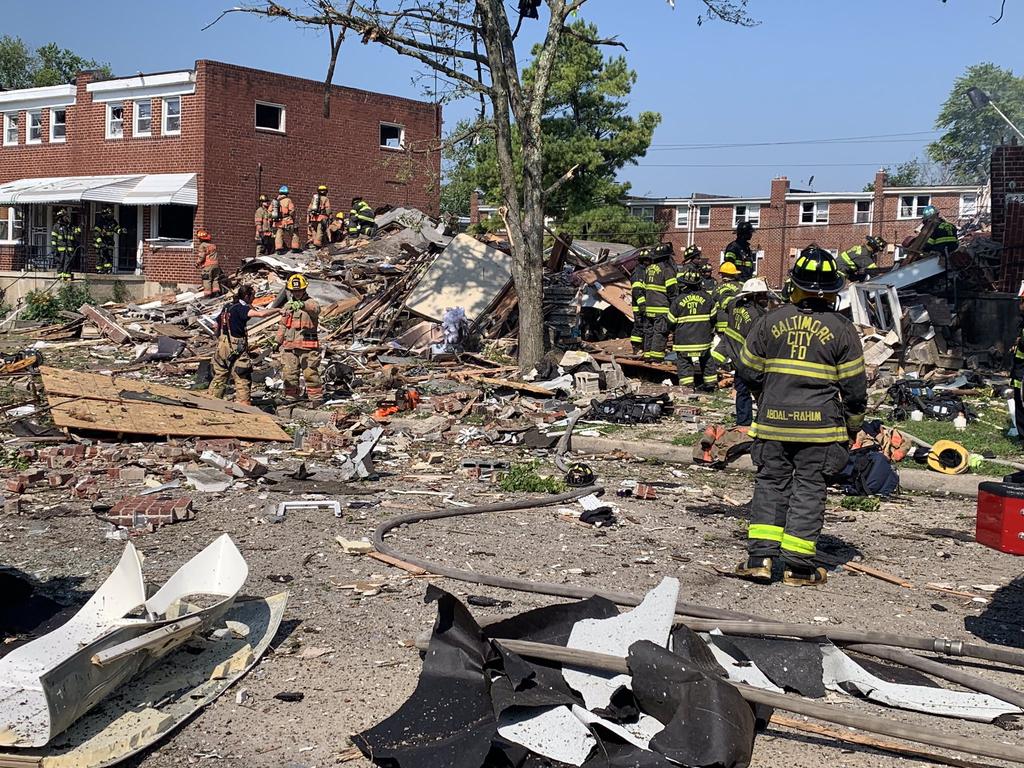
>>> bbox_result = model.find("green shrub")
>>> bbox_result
[21,283,94,322]
[499,461,566,494]
[111,280,130,304]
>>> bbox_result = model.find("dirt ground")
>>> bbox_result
[4,408,1024,768]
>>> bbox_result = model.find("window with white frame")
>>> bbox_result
[134,100,151,137]
[898,194,930,219]
[0,206,23,243]
[255,101,285,133]
[855,200,872,224]
[3,113,17,146]
[27,111,42,144]
[754,250,765,276]
[733,204,760,228]
[379,123,404,150]
[675,206,687,229]
[50,109,66,142]
[106,102,124,139]
[800,200,829,225]
[960,192,979,218]
[630,205,655,222]
[151,204,195,241]
[162,96,181,135]
[696,205,711,228]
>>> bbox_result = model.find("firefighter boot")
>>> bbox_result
[735,556,773,583]
[782,566,828,587]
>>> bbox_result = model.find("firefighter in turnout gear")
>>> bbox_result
[307,185,332,248]
[272,185,301,254]
[724,220,756,280]
[348,196,376,238]
[1010,295,1024,441]
[209,285,281,405]
[254,194,274,256]
[641,243,677,361]
[328,211,347,243]
[194,228,226,297]
[670,269,717,389]
[274,274,323,404]
[838,235,886,282]
[735,246,867,587]
[93,207,124,274]
[715,278,773,426]
[708,261,744,385]
[920,205,959,257]
[51,208,81,280]
[629,248,652,353]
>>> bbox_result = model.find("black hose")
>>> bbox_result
[372,485,758,622]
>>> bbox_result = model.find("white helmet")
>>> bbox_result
[738,278,771,297]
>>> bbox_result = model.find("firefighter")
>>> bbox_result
[273,274,323,405]
[272,185,301,254]
[735,246,867,587]
[209,285,281,405]
[641,243,677,362]
[51,208,81,280]
[629,247,651,354]
[708,261,744,384]
[307,184,332,248]
[921,205,959,257]
[716,278,773,426]
[348,195,376,238]
[724,220,756,280]
[839,235,886,282]
[670,268,717,390]
[1011,294,1024,442]
[327,211,347,243]
[194,228,225,297]
[93,206,124,274]
[254,194,274,256]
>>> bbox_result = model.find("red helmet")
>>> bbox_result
[196,228,212,241]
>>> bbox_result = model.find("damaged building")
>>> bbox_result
[0,60,441,301]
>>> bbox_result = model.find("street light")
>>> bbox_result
[967,86,1024,141]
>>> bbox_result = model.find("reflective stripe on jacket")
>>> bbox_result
[723,239,755,278]
[670,289,717,354]
[642,260,677,316]
[736,302,868,443]
[630,264,646,314]
[276,298,321,350]
[714,280,741,332]
[924,220,958,256]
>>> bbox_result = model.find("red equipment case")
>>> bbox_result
[976,481,1024,555]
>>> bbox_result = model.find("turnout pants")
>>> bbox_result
[209,335,252,404]
[256,234,274,257]
[676,351,710,387]
[202,266,226,296]
[309,220,328,248]
[630,314,648,353]
[747,439,849,569]
[642,315,669,361]
[275,225,300,252]
[281,347,323,400]
[734,377,753,427]
[1015,386,1024,439]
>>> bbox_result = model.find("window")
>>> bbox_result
[50,109,66,142]
[898,194,930,219]
[629,205,655,222]
[960,192,979,218]
[162,96,181,135]
[855,200,872,224]
[0,206,23,243]
[754,250,765,276]
[3,113,18,146]
[733,204,760,228]
[379,123,405,150]
[27,111,42,144]
[800,200,829,225]
[696,205,711,228]
[255,101,285,133]
[152,204,195,241]
[675,206,688,229]
[134,100,151,137]
[106,102,124,139]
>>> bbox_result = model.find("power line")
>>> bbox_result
[648,130,941,151]
[635,162,907,168]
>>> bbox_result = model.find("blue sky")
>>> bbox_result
[6,0,1019,197]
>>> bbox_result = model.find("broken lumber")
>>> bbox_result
[474,376,556,397]
[366,551,429,576]
[79,304,131,344]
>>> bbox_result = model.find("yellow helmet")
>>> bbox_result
[927,440,970,475]
[719,262,741,277]
[286,274,309,291]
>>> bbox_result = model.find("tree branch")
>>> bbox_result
[544,163,580,196]
[560,25,627,50]
[991,0,1006,23]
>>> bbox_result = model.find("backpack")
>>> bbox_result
[692,424,753,467]
[838,447,900,498]
[588,393,672,424]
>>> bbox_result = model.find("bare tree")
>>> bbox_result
[211,0,756,371]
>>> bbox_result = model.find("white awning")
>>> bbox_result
[0,173,197,206]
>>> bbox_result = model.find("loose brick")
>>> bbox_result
[48,473,74,488]
[5,478,26,494]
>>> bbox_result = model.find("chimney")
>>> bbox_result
[766,177,790,286]
[470,189,480,225]
[873,168,887,242]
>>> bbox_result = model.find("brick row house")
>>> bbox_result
[0,60,440,295]
[623,171,986,287]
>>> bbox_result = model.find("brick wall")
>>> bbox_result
[198,61,441,285]
[992,144,1024,292]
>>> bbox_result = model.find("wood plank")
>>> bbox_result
[366,552,429,576]
[474,376,556,397]
[79,304,131,343]
[591,352,676,376]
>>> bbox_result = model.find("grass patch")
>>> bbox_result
[672,433,700,446]
[840,495,880,512]
[499,461,566,494]
[891,412,1017,459]
[0,446,29,471]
